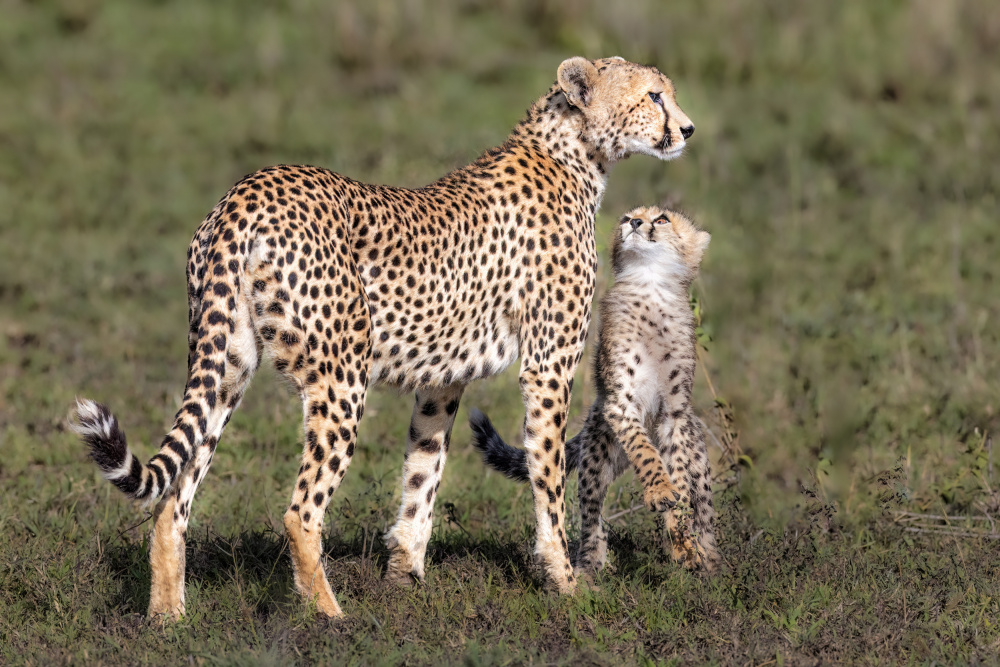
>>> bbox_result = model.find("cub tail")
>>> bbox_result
[469,408,581,482]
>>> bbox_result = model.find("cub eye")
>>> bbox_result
[648,92,662,105]
[653,215,669,225]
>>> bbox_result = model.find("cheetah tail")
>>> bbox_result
[72,218,244,507]
[469,408,582,482]
[71,399,157,502]
[73,327,226,508]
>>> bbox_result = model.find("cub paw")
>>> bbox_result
[668,528,719,573]
[643,478,681,512]
[670,537,701,569]
[574,568,602,591]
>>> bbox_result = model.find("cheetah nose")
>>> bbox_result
[680,125,695,140]
[630,218,641,232]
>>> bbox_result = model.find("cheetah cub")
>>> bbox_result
[471,206,719,574]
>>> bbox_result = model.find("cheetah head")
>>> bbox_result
[611,206,710,284]
[557,57,695,164]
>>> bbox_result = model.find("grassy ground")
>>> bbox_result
[2,0,999,664]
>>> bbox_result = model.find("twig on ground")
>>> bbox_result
[115,512,153,543]
[605,502,645,522]
[900,526,1000,539]
[893,511,996,523]
[691,294,743,489]
[695,346,743,488]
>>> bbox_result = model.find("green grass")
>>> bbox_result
[2,0,999,664]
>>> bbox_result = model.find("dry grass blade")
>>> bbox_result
[692,300,743,488]
[891,510,1000,539]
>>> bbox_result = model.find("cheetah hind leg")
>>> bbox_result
[279,316,372,618]
[148,300,259,618]
[384,385,465,586]
[281,357,373,618]
[281,366,369,619]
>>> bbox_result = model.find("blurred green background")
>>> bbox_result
[1,0,998,664]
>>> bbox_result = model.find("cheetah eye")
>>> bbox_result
[648,92,662,105]
[653,215,669,225]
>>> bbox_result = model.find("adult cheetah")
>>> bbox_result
[472,206,719,575]
[71,57,695,618]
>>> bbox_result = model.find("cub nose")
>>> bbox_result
[630,218,641,231]
[680,125,695,140]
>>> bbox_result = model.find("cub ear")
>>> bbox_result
[688,230,711,269]
[557,57,599,109]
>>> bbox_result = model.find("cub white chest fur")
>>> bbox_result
[598,280,696,423]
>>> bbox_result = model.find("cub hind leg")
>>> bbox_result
[685,416,719,569]
[575,406,627,575]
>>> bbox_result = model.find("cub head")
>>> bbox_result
[557,56,695,164]
[611,206,710,285]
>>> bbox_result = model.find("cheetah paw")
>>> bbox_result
[384,545,426,587]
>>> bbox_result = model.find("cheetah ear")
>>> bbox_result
[557,57,598,109]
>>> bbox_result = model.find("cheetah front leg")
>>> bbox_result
[519,366,578,594]
[385,384,465,586]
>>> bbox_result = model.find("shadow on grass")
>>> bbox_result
[105,527,295,616]
[103,517,558,622]
[426,530,538,588]
[102,500,735,618]
[86,488,1000,664]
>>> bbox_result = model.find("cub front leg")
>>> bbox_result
[605,396,680,512]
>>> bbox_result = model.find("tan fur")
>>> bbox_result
[148,496,186,617]
[284,511,342,617]
[73,57,696,617]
